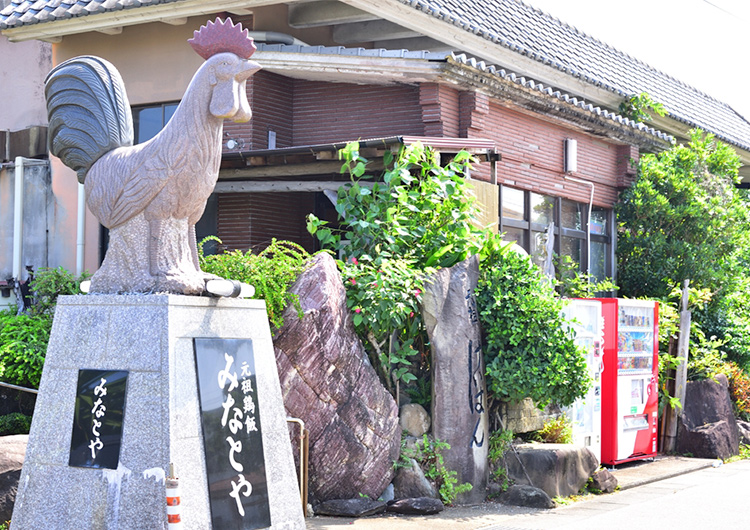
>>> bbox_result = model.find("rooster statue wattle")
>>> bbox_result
[45,18,261,294]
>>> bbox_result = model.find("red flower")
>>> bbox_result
[409,311,415,318]
[355,308,362,313]
[350,278,356,285]
[351,257,359,265]
[414,289,422,296]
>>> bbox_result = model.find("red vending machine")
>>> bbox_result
[596,298,659,465]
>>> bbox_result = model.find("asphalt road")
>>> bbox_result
[488,458,750,530]
[306,458,750,530]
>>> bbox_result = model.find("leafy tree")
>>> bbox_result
[619,92,667,123]
[617,129,747,300]
[307,142,488,394]
[617,129,750,370]
[307,141,485,269]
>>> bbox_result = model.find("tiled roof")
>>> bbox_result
[2,0,748,151]
[397,0,750,151]
[447,52,674,144]
[0,0,179,28]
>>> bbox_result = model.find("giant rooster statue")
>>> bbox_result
[45,18,261,294]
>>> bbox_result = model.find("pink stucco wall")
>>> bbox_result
[0,35,50,131]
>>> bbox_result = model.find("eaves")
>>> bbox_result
[257,48,673,152]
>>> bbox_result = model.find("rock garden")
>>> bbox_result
[3,136,750,525]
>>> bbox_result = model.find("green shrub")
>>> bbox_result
[199,238,311,331]
[0,312,51,388]
[534,415,573,444]
[0,412,32,435]
[30,267,90,315]
[477,245,590,409]
[488,429,514,493]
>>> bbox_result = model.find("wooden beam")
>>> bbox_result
[161,17,188,26]
[220,161,345,179]
[288,0,378,28]
[214,180,375,193]
[333,19,419,44]
[97,27,123,35]
[221,159,385,179]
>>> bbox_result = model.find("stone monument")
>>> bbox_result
[422,256,489,504]
[12,18,304,530]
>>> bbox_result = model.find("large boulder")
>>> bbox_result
[505,443,599,498]
[422,256,488,505]
[273,253,401,502]
[676,375,739,460]
[0,435,27,524]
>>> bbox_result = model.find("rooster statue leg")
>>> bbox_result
[189,224,221,289]
[148,218,163,280]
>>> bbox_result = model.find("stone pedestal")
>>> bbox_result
[11,294,304,530]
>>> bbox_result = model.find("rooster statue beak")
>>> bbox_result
[231,59,261,123]
[238,59,262,82]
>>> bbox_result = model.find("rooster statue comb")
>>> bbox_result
[45,18,261,295]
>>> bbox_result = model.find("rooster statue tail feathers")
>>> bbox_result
[45,55,134,184]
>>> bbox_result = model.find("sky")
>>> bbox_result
[524,0,750,121]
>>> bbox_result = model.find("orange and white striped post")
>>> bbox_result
[166,462,182,529]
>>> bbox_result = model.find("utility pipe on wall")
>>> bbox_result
[12,156,24,282]
[563,174,595,277]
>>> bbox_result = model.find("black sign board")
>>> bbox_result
[69,369,128,470]
[194,338,271,530]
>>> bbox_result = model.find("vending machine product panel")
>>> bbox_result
[596,298,659,465]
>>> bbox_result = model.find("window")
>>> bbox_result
[132,102,178,143]
[499,186,614,282]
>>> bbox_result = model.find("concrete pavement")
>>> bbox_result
[305,455,726,529]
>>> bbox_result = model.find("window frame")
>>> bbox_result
[499,186,613,281]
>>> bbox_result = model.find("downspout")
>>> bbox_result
[563,175,595,277]
[77,182,85,276]
[11,157,51,312]
[12,157,25,313]
[247,31,308,46]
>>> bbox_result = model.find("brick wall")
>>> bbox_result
[461,96,626,207]
[420,83,460,137]
[292,80,424,145]
[217,192,316,253]
[222,71,294,152]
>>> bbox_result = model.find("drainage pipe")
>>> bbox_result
[248,31,308,46]
[12,156,24,283]
[563,175,595,277]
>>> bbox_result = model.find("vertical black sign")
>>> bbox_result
[69,369,128,470]
[194,338,270,530]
